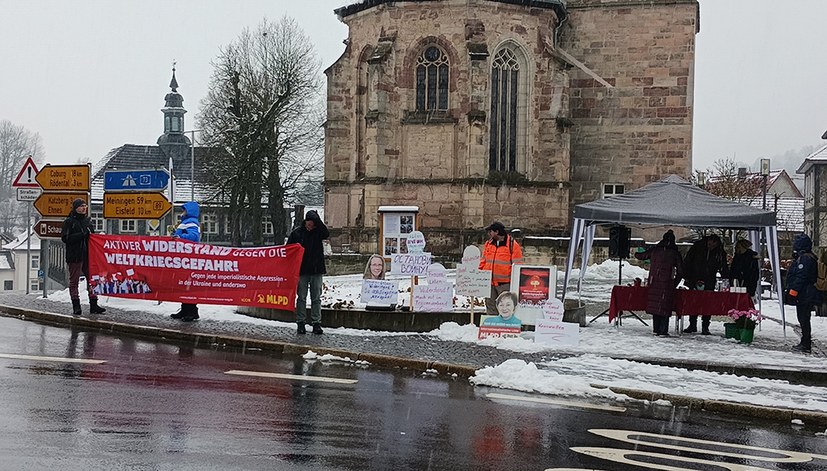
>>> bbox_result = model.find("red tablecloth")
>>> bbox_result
[608,286,754,323]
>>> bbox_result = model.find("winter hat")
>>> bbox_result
[72,198,87,210]
[735,239,752,249]
[662,230,675,244]
[305,210,319,221]
[485,221,506,235]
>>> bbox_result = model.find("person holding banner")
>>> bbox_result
[480,221,523,315]
[170,202,201,322]
[61,198,106,316]
[288,210,329,335]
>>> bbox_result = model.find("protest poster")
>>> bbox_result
[390,252,432,275]
[413,282,453,312]
[88,234,303,310]
[534,319,580,346]
[542,297,565,322]
[509,265,557,325]
[360,279,399,305]
[455,263,491,297]
[478,321,522,340]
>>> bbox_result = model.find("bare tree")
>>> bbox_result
[0,121,45,235]
[198,16,324,245]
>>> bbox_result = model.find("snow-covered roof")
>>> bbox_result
[2,230,41,251]
[743,197,804,233]
[378,205,419,213]
[797,143,827,174]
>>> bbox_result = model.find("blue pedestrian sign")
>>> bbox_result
[104,169,169,191]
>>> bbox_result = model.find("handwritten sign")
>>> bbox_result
[427,263,448,283]
[413,283,453,312]
[406,231,426,253]
[461,245,481,266]
[455,263,492,297]
[360,279,399,305]
[390,252,432,275]
[542,298,565,322]
[534,319,580,346]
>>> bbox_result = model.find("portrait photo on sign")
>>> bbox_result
[384,237,398,255]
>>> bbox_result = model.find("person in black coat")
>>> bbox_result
[60,198,106,316]
[786,233,820,353]
[286,210,329,335]
[682,234,728,334]
[729,239,760,297]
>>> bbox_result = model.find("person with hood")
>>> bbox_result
[287,210,329,335]
[479,221,524,315]
[634,230,683,336]
[170,201,201,322]
[61,198,106,316]
[786,233,820,353]
[682,234,728,334]
[729,239,760,298]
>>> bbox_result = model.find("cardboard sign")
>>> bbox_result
[406,231,426,253]
[455,263,492,297]
[461,245,481,266]
[390,252,432,275]
[542,298,565,322]
[413,283,452,312]
[534,319,580,346]
[360,279,399,305]
[478,325,522,340]
[510,265,558,326]
[427,263,448,283]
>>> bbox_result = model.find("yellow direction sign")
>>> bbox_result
[103,192,172,219]
[33,192,90,218]
[35,164,91,191]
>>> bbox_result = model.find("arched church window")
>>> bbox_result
[489,46,525,172]
[415,46,449,111]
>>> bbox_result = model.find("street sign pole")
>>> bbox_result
[41,240,48,299]
[25,205,30,295]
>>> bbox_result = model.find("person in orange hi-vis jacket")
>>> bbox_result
[479,221,524,315]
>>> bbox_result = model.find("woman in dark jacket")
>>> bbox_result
[60,198,105,316]
[729,239,760,297]
[786,233,820,353]
[635,230,683,336]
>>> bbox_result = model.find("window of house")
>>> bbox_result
[30,279,40,292]
[603,184,625,198]
[4,280,12,290]
[262,215,274,236]
[30,254,39,270]
[415,46,449,112]
[489,45,526,173]
[91,211,105,233]
[120,220,137,233]
[203,213,219,234]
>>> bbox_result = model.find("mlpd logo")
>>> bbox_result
[256,293,289,306]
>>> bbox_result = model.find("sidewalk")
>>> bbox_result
[1,290,826,426]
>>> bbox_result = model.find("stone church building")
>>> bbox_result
[324,0,699,256]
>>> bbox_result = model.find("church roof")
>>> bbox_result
[335,0,567,20]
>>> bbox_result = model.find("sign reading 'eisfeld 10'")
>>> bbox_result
[35,164,91,191]
[103,192,173,219]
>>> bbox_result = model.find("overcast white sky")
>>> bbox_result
[1,0,825,174]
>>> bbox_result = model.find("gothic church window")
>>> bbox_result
[415,46,449,111]
[489,45,528,173]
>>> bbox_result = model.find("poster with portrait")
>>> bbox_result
[509,265,557,325]
[381,211,417,257]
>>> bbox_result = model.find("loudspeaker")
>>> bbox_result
[608,225,631,259]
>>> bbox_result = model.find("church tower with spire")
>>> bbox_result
[157,65,191,166]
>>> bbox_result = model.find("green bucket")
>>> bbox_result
[739,327,755,344]
[724,323,740,339]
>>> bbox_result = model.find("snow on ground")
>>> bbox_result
[37,260,827,414]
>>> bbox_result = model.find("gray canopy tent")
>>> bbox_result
[562,175,786,331]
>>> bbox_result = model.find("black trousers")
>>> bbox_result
[652,315,670,335]
[797,302,812,347]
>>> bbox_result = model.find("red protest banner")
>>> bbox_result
[88,234,304,310]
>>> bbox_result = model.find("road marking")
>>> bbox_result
[0,353,106,364]
[224,369,358,384]
[487,393,626,412]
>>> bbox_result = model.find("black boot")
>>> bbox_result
[792,341,812,353]
[683,316,697,333]
[89,298,106,314]
[297,322,307,334]
[312,323,324,335]
[71,299,82,316]
[171,308,185,320]
[701,317,711,335]
[181,305,199,322]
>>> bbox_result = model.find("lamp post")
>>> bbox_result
[185,130,200,202]
[760,158,770,210]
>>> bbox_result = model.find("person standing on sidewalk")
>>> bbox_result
[786,233,820,353]
[682,234,728,335]
[729,239,760,298]
[479,221,523,315]
[170,202,201,322]
[61,198,106,316]
[287,210,329,335]
[634,230,683,337]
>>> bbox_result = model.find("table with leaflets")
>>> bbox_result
[608,285,754,324]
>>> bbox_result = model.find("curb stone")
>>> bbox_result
[2,303,826,426]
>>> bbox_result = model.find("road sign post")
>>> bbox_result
[33,219,64,239]
[103,192,172,219]
[104,169,170,191]
[34,192,91,219]
[35,164,91,192]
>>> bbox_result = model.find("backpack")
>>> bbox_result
[817,259,827,292]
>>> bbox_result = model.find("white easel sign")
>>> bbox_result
[534,319,579,346]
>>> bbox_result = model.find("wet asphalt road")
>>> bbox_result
[0,316,825,470]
